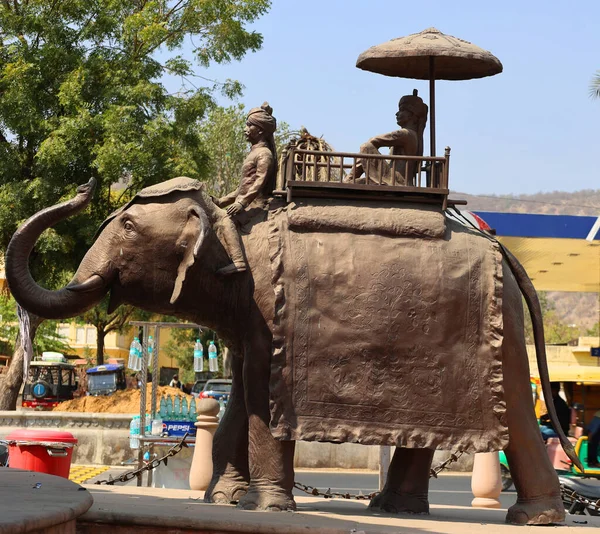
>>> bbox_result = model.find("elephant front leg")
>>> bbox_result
[204,355,250,504]
[236,324,296,511]
[369,448,434,514]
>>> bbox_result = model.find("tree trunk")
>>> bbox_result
[0,313,43,411]
[96,328,105,365]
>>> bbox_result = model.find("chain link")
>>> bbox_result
[294,449,464,500]
[560,483,600,514]
[91,443,599,513]
[94,433,189,485]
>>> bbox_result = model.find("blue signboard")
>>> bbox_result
[591,347,600,357]
[32,383,47,397]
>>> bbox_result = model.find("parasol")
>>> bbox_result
[356,27,503,156]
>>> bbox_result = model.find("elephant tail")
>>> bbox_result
[501,244,583,472]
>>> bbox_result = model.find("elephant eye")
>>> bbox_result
[123,220,135,232]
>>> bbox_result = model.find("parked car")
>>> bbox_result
[191,379,208,398]
[86,364,127,396]
[22,360,77,409]
[199,379,232,403]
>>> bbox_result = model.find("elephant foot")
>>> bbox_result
[237,484,296,512]
[505,495,565,525]
[369,489,429,515]
[204,474,249,505]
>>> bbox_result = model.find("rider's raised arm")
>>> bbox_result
[367,129,410,151]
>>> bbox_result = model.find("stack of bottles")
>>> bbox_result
[127,336,156,371]
[129,415,140,449]
[127,337,143,371]
[129,413,153,449]
[193,339,219,373]
[159,394,197,422]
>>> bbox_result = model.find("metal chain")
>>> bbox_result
[429,450,464,478]
[560,483,600,513]
[294,450,464,500]
[94,433,189,485]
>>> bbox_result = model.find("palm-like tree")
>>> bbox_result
[590,71,600,99]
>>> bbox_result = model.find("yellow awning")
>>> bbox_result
[531,366,600,384]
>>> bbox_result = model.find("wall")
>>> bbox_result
[0,411,473,471]
[0,411,133,466]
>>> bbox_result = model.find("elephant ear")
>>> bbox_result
[170,205,210,305]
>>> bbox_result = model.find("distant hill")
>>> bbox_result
[452,189,600,333]
[452,189,600,216]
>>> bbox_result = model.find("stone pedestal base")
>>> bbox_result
[189,398,220,491]
[1,469,93,533]
[471,452,502,509]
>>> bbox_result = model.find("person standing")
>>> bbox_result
[169,374,182,390]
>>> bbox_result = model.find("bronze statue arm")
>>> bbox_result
[217,189,238,208]
[367,129,409,151]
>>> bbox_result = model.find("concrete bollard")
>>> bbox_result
[189,398,220,491]
[471,451,502,509]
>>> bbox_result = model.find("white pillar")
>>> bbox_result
[471,451,502,509]
[189,398,220,491]
[378,446,391,491]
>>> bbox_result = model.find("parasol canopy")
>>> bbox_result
[356,27,503,156]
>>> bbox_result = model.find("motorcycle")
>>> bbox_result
[500,436,600,516]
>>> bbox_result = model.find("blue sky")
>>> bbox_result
[168,0,600,196]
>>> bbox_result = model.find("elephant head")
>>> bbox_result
[6,177,240,323]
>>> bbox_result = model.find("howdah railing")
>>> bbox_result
[276,146,451,207]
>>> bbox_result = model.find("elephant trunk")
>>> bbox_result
[5,178,111,319]
[501,245,583,472]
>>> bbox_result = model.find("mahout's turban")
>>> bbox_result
[247,101,277,135]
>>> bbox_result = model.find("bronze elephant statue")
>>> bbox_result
[6,177,577,525]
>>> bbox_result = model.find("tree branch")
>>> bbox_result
[164,0,186,21]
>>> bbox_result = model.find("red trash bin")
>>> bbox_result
[7,429,77,479]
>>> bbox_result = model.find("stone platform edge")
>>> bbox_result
[78,484,600,534]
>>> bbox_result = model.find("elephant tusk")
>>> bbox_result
[66,274,107,293]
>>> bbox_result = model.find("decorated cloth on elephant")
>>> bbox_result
[267,201,507,453]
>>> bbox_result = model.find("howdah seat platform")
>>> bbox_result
[274,141,452,209]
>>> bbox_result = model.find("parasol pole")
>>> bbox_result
[429,55,436,157]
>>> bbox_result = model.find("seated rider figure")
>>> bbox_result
[213,102,277,275]
[344,90,428,186]
[216,102,277,216]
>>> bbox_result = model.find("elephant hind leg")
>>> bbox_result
[369,447,434,514]
[502,268,564,525]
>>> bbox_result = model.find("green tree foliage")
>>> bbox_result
[0,0,271,282]
[162,326,225,384]
[0,0,271,407]
[0,294,71,356]
[199,104,247,197]
[524,292,581,345]
[586,322,599,337]
[77,296,157,366]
